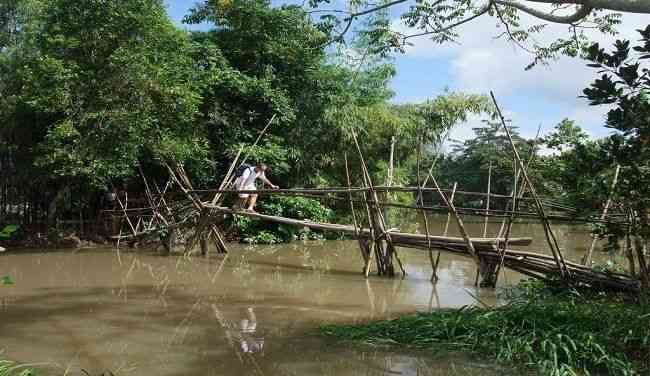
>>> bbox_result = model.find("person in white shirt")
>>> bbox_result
[234,163,278,212]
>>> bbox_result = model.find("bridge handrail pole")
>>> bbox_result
[491,91,571,280]
[582,164,620,266]
[344,152,370,267]
[428,173,481,269]
[415,140,439,282]
[482,161,492,238]
[210,114,276,206]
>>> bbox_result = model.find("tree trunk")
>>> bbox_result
[47,185,67,227]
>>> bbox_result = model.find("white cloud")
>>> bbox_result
[447,114,484,143]
[391,10,648,136]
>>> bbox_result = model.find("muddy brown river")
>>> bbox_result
[0,215,609,375]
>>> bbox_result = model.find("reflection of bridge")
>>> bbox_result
[107,94,639,293]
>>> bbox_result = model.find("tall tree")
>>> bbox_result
[0,0,206,187]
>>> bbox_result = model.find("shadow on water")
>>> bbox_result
[0,215,604,375]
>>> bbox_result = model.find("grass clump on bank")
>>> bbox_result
[0,359,36,376]
[321,281,650,375]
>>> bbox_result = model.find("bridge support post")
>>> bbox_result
[165,161,229,256]
[351,130,405,278]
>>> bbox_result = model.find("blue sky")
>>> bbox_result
[164,1,647,142]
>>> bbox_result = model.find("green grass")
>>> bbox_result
[0,360,36,376]
[321,281,650,376]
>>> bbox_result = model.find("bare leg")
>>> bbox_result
[247,194,258,212]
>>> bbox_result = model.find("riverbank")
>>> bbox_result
[321,280,650,375]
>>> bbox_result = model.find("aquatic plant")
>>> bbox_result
[321,280,650,375]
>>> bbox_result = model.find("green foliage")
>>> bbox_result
[306,0,628,69]
[436,120,538,202]
[1,275,14,286]
[186,0,343,186]
[537,119,616,211]
[233,196,333,244]
[1,0,207,187]
[0,359,36,376]
[322,280,650,375]
[582,26,650,231]
[576,25,650,286]
[0,224,18,240]
[544,119,589,150]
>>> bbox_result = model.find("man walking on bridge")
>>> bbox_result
[234,163,278,212]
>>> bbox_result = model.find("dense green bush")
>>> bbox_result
[322,280,650,375]
[232,196,334,244]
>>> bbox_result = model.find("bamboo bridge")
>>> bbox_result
[105,93,640,294]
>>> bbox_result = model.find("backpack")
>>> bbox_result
[235,163,253,178]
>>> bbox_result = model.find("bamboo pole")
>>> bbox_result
[490,91,571,280]
[211,114,277,206]
[344,152,368,265]
[625,210,636,276]
[190,186,581,211]
[443,183,458,237]
[416,141,437,282]
[428,174,480,266]
[493,161,520,283]
[351,129,405,276]
[201,190,622,225]
[387,136,395,188]
[482,161,492,238]
[116,192,138,238]
[165,162,228,255]
[498,124,542,238]
[583,164,620,265]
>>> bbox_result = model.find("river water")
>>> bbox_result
[0,215,607,375]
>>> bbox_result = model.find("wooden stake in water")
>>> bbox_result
[583,164,620,265]
[483,161,492,238]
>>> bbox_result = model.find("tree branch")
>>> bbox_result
[343,0,410,21]
[494,0,593,23]
[524,0,650,14]
[493,2,536,54]
[402,3,491,41]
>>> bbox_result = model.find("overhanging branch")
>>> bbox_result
[494,0,593,23]
[524,0,650,14]
[402,3,491,41]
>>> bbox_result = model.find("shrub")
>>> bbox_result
[0,225,19,241]
[232,196,333,244]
